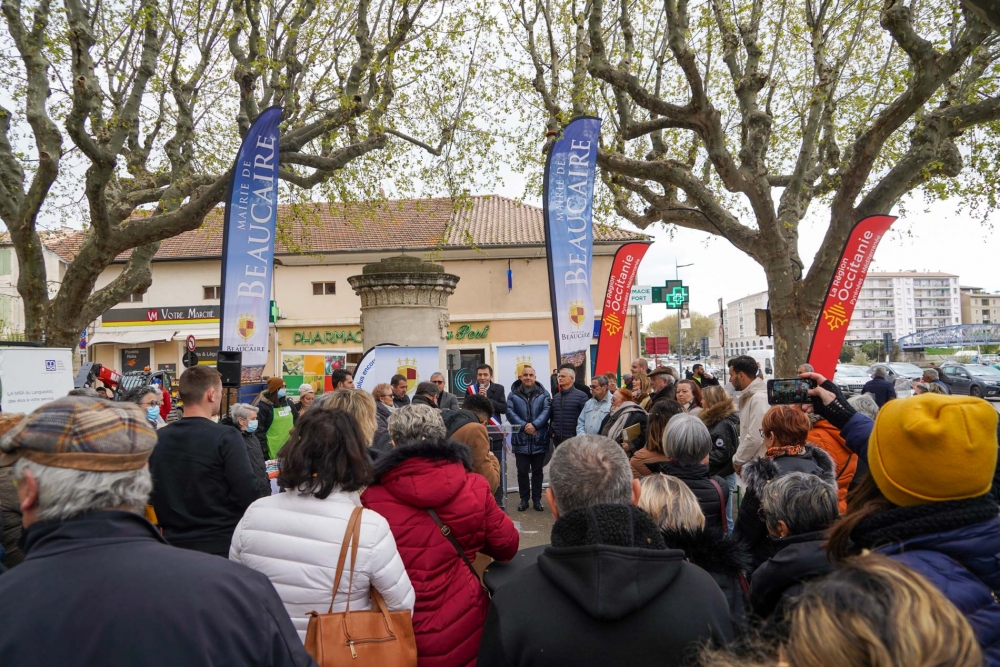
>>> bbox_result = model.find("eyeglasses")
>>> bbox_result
[431,380,445,385]
[757,508,768,522]
[589,384,600,390]
[144,401,162,407]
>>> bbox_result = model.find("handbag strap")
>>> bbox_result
[709,478,729,533]
[426,509,482,586]
[328,506,364,614]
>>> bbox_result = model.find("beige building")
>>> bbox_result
[50,196,648,389]
[961,287,1000,325]
[0,232,70,338]
[845,271,961,343]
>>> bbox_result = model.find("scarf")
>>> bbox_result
[605,401,642,443]
[851,495,1000,550]
[766,444,805,458]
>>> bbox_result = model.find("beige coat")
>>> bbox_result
[733,377,770,469]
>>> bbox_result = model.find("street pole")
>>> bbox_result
[676,260,694,380]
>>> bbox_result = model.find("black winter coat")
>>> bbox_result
[734,445,836,571]
[662,528,751,636]
[646,460,730,533]
[240,430,272,498]
[477,504,733,667]
[550,386,589,444]
[650,384,676,405]
[861,376,896,407]
[373,401,394,454]
[0,511,314,667]
[701,405,740,478]
[750,531,834,625]
[150,417,260,555]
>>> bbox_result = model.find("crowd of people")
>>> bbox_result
[0,352,998,667]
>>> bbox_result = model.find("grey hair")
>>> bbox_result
[123,385,159,404]
[922,367,940,381]
[848,394,880,420]
[230,402,259,422]
[558,367,576,379]
[430,372,445,380]
[761,471,838,535]
[12,459,152,522]
[798,363,815,373]
[873,366,888,379]
[388,403,446,444]
[663,414,713,464]
[549,435,632,514]
[592,375,609,389]
[67,387,100,398]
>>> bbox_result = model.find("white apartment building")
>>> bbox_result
[0,234,69,338]
[845,271,961,343]
[961,287,1000,325]
[723,290,773,358]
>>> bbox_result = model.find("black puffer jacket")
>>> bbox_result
[240,431,271,499]
[646,460,730,533]
[663,528,751,636]
[750,530,834,628]
[700,403,739,479]
[550,386,588,444]
[734,445,836,571]
[373,401,393,454]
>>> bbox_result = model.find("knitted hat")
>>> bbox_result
[0,396,156,471]
[267,377,284,394]
[869,393,999,507]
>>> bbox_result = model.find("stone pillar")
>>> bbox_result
[347,256,460,373]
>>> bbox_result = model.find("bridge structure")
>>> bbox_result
[897,324,1000,350]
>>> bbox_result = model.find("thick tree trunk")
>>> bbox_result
[764,262,823,377]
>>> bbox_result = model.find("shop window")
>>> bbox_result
[312,282,336,295]
[447,349,485,395]
[203,285,221,299]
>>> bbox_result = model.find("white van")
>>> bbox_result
[746,349,775,380]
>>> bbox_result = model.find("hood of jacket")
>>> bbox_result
[742,444,836,497]
[661,528,750,577]
[700,401,737,428]
[376,401,393,421]
[537,504,686,621]
[441,408,480,437]
[372,438,473,509]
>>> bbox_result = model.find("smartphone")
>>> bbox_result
[766,378,817,405]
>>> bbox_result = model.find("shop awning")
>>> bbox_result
[171,329,219,342]
[88,331,176,346]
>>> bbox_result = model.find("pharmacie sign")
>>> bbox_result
[102,305,220,327]
[293,330,363,345]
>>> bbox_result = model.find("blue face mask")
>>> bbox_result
[277,388,287,398]
[247,419,259,433]
[146,405,160,422]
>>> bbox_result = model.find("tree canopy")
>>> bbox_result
[0,0,500,344]
[504,0,1000,374]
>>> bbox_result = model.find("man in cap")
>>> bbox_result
[648,366,677,404]
[0,396,312,667]
[150,365,259,556]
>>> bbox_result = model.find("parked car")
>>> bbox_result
[940,363,1000,399]
[834,364,871,396]
[868,362,924,382]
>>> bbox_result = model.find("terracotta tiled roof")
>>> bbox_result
[45,195,648,262]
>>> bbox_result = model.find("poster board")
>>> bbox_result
[353,346,440,395]
[0,347,74,413]
[494,343,551,405]
[281,350,348,396]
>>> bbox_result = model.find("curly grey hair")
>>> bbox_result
[847,394,879,421]
[230,403,259,423]
[388,403,446,445]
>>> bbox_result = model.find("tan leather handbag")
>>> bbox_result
[304,507,417,666]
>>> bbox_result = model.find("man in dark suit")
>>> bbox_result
[474,364,508,507]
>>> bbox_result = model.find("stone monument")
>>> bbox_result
[347,255,460,373]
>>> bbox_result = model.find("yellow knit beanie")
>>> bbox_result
[868,393,998,507]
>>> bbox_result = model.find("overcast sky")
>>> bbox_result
[493,168,1000,324]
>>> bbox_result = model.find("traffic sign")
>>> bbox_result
[186,335,197,352]
[182,349,199,368]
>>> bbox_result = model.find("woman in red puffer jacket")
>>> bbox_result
[362,405,519,667]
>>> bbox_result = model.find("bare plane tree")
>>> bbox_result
[507,0,1000,374]
[0,0,495,345]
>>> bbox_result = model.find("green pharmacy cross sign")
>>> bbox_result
[652,280,690,309]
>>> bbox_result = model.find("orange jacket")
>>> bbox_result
[808,418,856,514]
